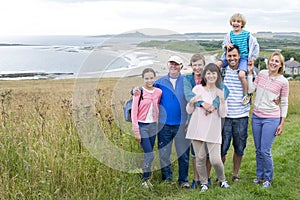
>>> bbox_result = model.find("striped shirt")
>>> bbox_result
[230,30,250,58]
[223,66,250,118]
[248,70,289,118]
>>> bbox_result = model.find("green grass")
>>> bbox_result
[0,79,299,199]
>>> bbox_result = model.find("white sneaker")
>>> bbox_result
[180,182,190,189]
[141,181,149,188]
[253,179,263,184]
[146,180,153,188]
[262,181,272,188]
[200,184,208,192]
[142,180,153,189]
[220,181,230,188]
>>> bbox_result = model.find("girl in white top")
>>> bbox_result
[186,63,230,192]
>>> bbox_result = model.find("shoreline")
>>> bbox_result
[0,46,218,81]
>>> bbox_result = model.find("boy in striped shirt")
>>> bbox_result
[217,13,259,105]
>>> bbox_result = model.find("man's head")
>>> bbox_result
[167,55,183,78]
[225,45,240,70]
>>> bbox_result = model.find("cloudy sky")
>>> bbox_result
[1,0,300,36]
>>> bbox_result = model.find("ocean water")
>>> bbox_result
[0,35,163,79]
[0,34,219,79]
[0,36,109,78]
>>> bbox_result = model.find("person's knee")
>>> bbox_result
[196,154,207,162]
[209,157,222,166]
[261,149,271,156]
[221,143,229,157]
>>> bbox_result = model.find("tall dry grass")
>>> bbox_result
[0,78,299,199]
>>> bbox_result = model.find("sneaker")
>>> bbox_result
[242,94,251,105]
[141,181,149,188]
[200,184,209,192]
[180,182,190,189]
[220,181,230,188]
[253,178,264,185]
[141,180,153,189]
[146,180,153,188]
[190,180,201,189]
[232,176,240,182]
[262,181,272,188]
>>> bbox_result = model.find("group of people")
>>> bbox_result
[130,13,289,191]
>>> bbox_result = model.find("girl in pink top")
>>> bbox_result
[131,68,162,188]
[248,52,289,188]
[186,63,230,192]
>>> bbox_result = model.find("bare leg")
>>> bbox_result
[206,157,211,178]
[221,155,226,164]
[233,153,243,177]
[238,71,248,95]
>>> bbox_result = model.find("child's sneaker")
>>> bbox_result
[262,181,272,188]
[200,184,209,192]
[220,181,230,188]
[242,94,251,105]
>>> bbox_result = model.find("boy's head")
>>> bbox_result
[230,13,246,28]
[189,54,205,66]
[189,54,205,76]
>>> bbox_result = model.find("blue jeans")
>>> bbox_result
[157,123,191,184]
[139,122,157,181]
[221,117,248,157]
[252,114,280,182]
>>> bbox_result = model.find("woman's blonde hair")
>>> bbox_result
[267,52,285,74]
[230,13,246,28]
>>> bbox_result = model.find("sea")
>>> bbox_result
[0,34,221,80]
[0,35,115,80]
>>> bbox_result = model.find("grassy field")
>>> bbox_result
[0,78,299,200]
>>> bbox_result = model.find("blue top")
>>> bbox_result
[230,30,250,58]
[184,73,230,108]
[154,73,187,125]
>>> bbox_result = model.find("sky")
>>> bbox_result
[1,0,300,36]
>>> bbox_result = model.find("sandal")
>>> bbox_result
[242,94,250,105]
[232,176,240,182]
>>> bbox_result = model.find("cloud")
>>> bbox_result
[0,0,299,35]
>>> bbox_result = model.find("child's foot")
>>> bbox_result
[242,94,251,105]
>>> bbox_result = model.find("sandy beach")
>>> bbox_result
[77,45,218,78]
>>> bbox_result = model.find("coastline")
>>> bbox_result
[0,46,218,80]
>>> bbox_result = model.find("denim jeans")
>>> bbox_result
[139,122,157,181]
[252,114,280,182]
[157,123,191,184]
[221,117,249,157]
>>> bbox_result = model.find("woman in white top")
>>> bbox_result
[186,63,230,192]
